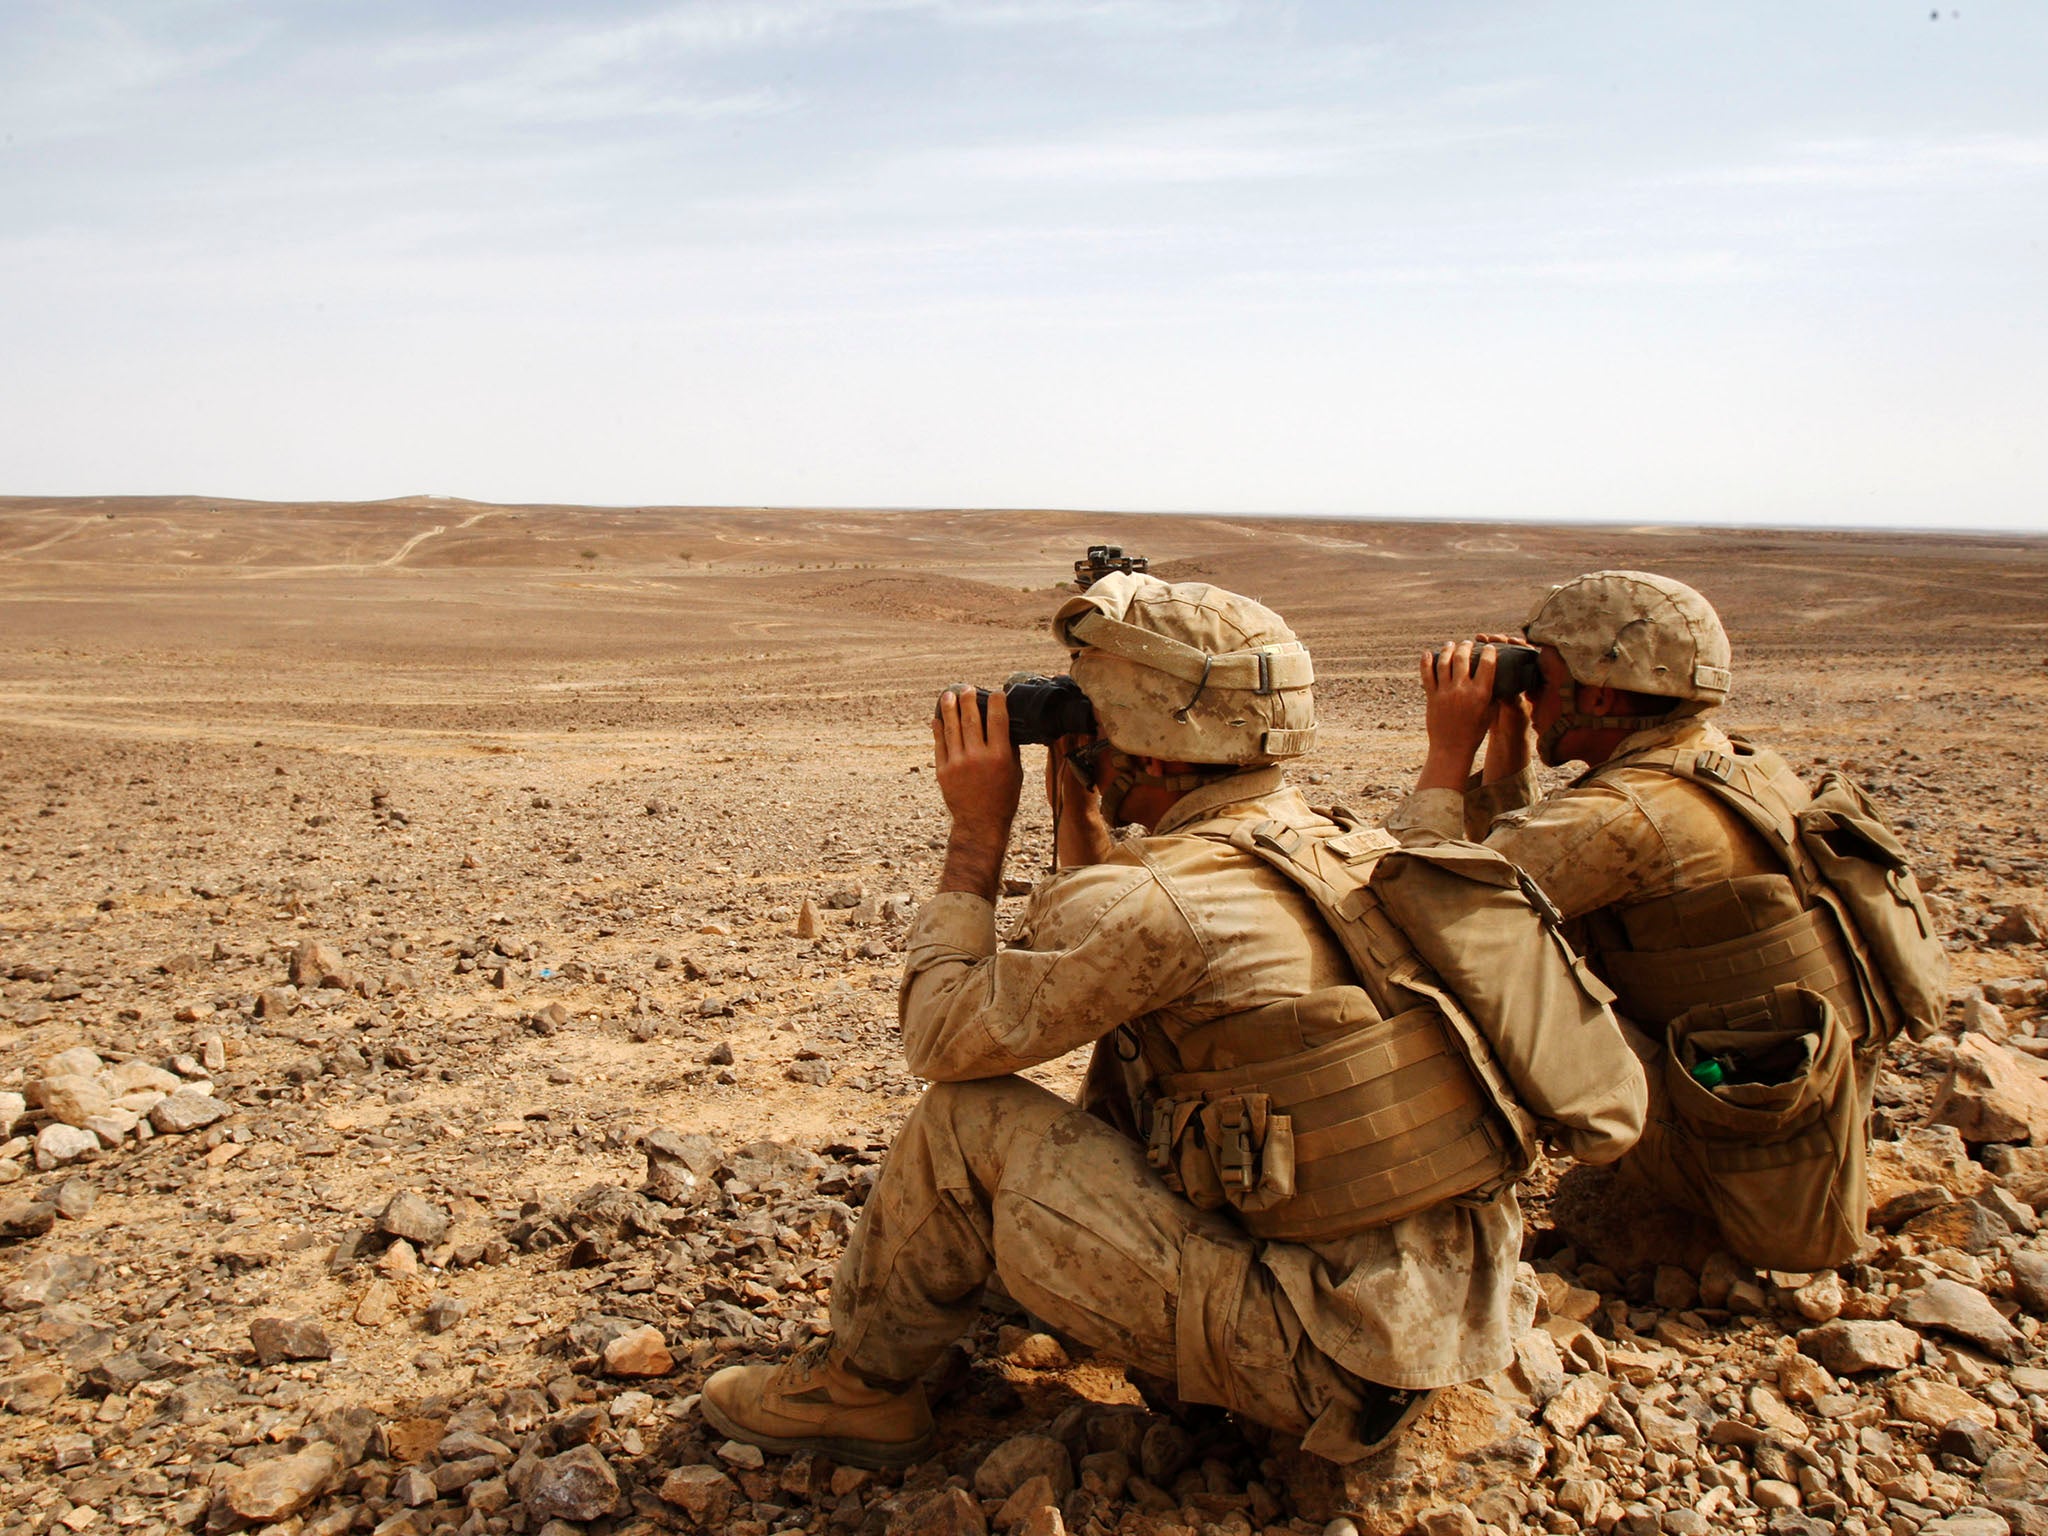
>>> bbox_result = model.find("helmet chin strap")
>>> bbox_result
[1536,682,1683,767]
[1097,748,1211,826]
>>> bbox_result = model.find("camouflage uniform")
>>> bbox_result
[831,767,1542,1460]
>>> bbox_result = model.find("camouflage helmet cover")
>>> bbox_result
[1523,569,1732,705]
[1052,572,1316,765]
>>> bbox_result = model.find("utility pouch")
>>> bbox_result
[1142,1093,1295,1214]
[1798,772,1947,1044]
[1662,983,1868,1270]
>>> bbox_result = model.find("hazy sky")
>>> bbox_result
[3,2,2044,528]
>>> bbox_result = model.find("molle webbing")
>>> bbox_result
[1063,611,1314,693]
[1600,903,1862,1028]
[1148,1005,1514,1241]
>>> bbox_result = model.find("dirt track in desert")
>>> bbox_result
[3,497,2048,1536]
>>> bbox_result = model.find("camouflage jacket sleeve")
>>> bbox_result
[1478,778,1688,922]
[1466,765,1542,839]
[1385,768,1545,846]
[898,863,1207,1082]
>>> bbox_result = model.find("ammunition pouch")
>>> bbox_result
[1139,1003,1519,1241]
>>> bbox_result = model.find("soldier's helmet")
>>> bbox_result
[1052,573,1316,765]
[1523,570,1732,706]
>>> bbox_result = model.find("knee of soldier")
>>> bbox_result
[915,1075,1064,1137]
[903,1075,1078,1181]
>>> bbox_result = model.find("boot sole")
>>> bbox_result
[698,1393,935,1471]
[1354,1386,1438,1460]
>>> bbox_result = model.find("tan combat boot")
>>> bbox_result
[700,1339,934,1469]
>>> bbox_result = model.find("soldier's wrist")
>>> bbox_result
[937,821,1009,899]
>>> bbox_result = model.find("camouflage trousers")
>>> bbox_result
[829,1074,1377,1457]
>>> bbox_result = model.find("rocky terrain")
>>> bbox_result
[2,499,2048,1536]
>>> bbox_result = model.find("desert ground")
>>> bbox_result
[2,497,2047,1536]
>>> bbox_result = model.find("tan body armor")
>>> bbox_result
[1135,968,1522,1243]
[1570,738,1945,1269]
[1592,740,1935,1049]
[1114,812,1640,1243]
[1601,878,1866,1038]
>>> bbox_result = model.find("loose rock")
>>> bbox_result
[1798,1319,1919,1374]
[1893,1278,2026,1360]
[148,1091,228,1134]
[378,1189,450,1246]
[250,1315,332,1365]
[658,1464,738,1526]
[1891,1376,1997,1430]
[219,1443,342,1523]
[521,1444,619,1523]
[600,1324,674,1377]
[1930,1035,2048,1145]
[975,1434,1076,1501]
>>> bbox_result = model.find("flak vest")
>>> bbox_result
[1587,744,1872,1047]
[1115,809,1631,1243]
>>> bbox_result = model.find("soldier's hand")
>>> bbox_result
[1414,639,1499,792]
[1048,733,1114,868]
[932,688,1022,898]
[1044,732,1098,812]
[1422,640,1500,744]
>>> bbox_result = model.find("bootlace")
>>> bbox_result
[780,1335,836,1389]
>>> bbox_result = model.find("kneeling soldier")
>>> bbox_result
[704,575,1645,1468]
[1399,571,1944,1271]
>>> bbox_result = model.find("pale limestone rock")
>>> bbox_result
[1798,1319,1918,1374]
[148,1091,226,1134]
[1893,1278,2025,1360]
[100,1062,180,1096]
[34,1123,97,1170]
[1930,1034,2048,1145]
[1777,1351,1836,1406]
[353,1279,397,1326]
[41,1048,103,1081]
[220,1444,342,1523]
[36,1075,112,1129]
[1889,1376,1996,1430]
[600,1324,674,1378]
[974,1435,1074,1502]
[1510,1328,1566,1405]
[1541,1373,1611,1437]
[1790,1271,1844,1322]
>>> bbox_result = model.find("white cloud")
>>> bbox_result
[900,107,1540,188]
[0,4,267,141]
[1699,133,2048,189]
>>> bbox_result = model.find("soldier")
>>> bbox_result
[701,574,1644,1469]
[1397,570,1921,1270]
